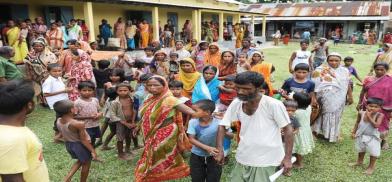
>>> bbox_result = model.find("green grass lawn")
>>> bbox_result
[26,42,391,181]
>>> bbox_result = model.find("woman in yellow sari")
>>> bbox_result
[204,43,221,67]
[178,58,201,99]
[6,20,28,64]
[249,51,275,96]
[140,20,150,48]
[235,24,244,49]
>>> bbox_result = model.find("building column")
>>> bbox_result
[238,13,241,24]
[83,2,95,41]
[198,10,202,41]
[152,7,159,41]
[192,9,199,41]
[262,15,266,40]
[251,15,255,38]
[219,12,224,41]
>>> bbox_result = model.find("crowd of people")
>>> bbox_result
[0,18,391,182]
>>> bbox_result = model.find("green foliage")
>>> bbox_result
[27,42,391,181]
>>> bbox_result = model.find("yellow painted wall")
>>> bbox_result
[144,0,238,11]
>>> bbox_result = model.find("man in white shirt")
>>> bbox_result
[216,71,294,181]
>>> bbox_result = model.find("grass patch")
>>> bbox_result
[26,42,391,181]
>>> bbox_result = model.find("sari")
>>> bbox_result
[7,27,29,64]
[375,43,392,75]
[360,75,392,132]
[191,41,207,72]
[311,64,350,142]
[67,49,94,101]
[250,52,274,96]
[204,43,221,67]
[81,24,89,41]
[219,51,237,78]
[125,25,137,49]
[46,28,64,50]
[114,22,126,49]
[235,27,244,48]
[178,58,201,98]
[192,70,221,103]
[140,23,150,48]
[135,76,190,182]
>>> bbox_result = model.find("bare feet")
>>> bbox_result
[364,167,375,175]
[348,162,363,168]
[134,145,144,150]
[283,171,292,177]
[118,153,132,161]
[293,163,304,169]
[101,146,113,151]
[381,142,389,150]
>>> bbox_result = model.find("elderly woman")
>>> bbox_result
[312,52,353,142]
[24,39,57,104]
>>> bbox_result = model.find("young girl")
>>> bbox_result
[133,60,145,81]
[74,81,103,147]
[104,68,125,89]
[191,41,209,72]
[54,100,98,182]
[292,93,315,169]
[217,75,237,112]
[350,97,384,175]
[282,100,300,176]
[236,53,251,74]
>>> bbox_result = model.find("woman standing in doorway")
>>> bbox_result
[114,17,127,50]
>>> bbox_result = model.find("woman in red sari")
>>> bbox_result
[134,75,201,182]
[80,20,89,42]
[358,62,392,150]
[218,50,236,80]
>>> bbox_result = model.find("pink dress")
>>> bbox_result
[67,50,94,101]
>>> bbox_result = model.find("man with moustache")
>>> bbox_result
[215,71,293,182]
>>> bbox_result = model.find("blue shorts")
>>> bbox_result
[65,141,92,163]
[86,126,101,140]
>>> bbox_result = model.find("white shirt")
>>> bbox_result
[42,75,69,109]
[172,49,191,61]
[220,96,290,167]
[292,50,311,70]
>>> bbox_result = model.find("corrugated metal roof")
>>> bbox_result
[241,1,390,17]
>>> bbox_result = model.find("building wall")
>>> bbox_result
[147,0,239,11]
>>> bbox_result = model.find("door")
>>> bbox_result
[167,12,178,33]
[10,4,28,21]
[44,6,73,25]
[142,11,152,24]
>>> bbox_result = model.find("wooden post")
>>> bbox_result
[219,12,224,41]
[262,15,266,40]
[152,7,159,41]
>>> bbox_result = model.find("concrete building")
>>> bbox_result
[241,1,390,41]
[0,0,266,42]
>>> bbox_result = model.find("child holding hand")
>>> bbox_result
[54,100,98,182]
[350,97,384,175]
[236,53,250,74]
[187,99,222,182]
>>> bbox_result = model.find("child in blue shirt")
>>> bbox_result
[187,99,222,182]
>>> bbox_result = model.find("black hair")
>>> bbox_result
[70,19,76,22]
[194,99,216,113]
[293,93,311,109]
[140,73,153,82]
[203,65,218,74]
[300,40,309,45]
[0,80,35,115]
[53,100,74,117]
[105,87,118,101]
[261,82,269,95]
[116,82,132,91]
[134,60,145,69]
[294,63,310,72]
[343,56,354,62]
[77,81,95,90]
[98,60,110,69]
[109,68,126,82]
[283,100,298,109]
[89,41,97,46]
[148,76,166,87]
[66,39,78,45]
[169,80,184,88]
[224,75,236,82]
[144,46,155,52]
[373,62,389,71]
[235,71,264,88]
[47,63,61,71]
[170,52,179,58]
[238,52,248,58]
[367,97,383,106]
[199,42,209,47]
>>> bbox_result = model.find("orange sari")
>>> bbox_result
[140,23,150,48]
[251,62,274,96]
[204,43,221,67]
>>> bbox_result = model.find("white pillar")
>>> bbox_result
[198,10,202,41]
[152,7,159,41]
[262,15,266,41]
[83,2,95,41]
[192,9,199,41]
[251,15,255,39]
[219,12,224,41]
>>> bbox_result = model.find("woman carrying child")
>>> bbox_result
[312,52,353,142]
[134,75,202,182]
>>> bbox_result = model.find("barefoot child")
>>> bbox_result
[282,100,300,176]
[100,87,118,150]
[292,93,315,169]
[169,80,192,127]
[74,81,103,147]
[350,97,384,175]
[42,63,71,141]
[54,100,98,182]
[187,99,222,182]
[110,83,137,160]
[236,53,250,74]
[343,56,362,89]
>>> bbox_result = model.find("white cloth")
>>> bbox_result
[292,50,311,70]
[220,96,290,167]
[172,49,191,61]
[42,75,68,109]
[141,56,154,64]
